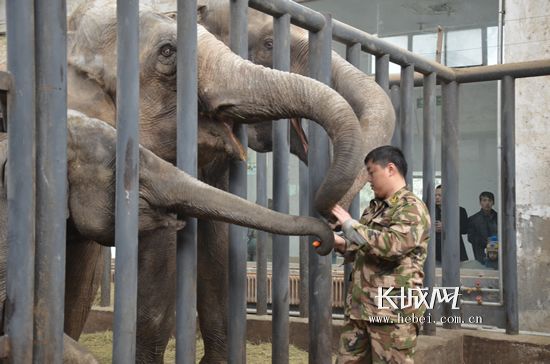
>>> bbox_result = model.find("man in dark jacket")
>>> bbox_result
[468,191,498,264]
[435,185,469,263]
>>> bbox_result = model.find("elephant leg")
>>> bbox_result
[64,234,104,340]
[197,218,229,364]
[135,228,177,364]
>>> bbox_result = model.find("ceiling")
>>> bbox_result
[304,0,499,37]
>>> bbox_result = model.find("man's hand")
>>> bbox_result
[334,233,346,254]
[331,204,352,225]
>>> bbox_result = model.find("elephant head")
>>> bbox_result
[198,0,396,208]
[67,0,365,220]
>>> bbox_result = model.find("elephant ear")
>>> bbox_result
[67,1,118,124]
[197,0,208,22]
[67,65,116,125]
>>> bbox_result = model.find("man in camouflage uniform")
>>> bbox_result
[332,145,430,364]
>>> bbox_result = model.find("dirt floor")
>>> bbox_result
[80,331,312,364]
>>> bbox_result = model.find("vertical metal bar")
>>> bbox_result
[422,73,436,335]
[272,12,291,364]
[482,27,488,66]
[298,137,309,318]
[390,85,401,148]
[345,42,361,298]
[400,65,414,187]
[501,76,518,334]
[375,54,390,95]
[113,0,140,362]
[100,248,112,307]
[256,152,268,315]
[6,0,35,362]
[441,81,461,329]
[176,0,198,362]
[228,1,248,362]
[308,14,332,364]
[33,0,67,361]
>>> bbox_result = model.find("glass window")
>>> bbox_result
[413,33,439,61]
[487,26,499,65]
[446,28,482,67]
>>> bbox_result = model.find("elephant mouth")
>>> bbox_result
[291,118,308,157]
[222,119,247,161]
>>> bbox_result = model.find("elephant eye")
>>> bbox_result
[264,38,273,50]
[160,44,175,58]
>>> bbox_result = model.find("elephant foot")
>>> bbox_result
[63,334,100,364]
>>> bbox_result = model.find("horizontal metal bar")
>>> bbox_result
[389,59,550,86]
[462,301,503,307]
[332,20,455,81]
[248,0,325,32]
[461,287,500,293]
[455,59,550,83]
[390,72,429,87]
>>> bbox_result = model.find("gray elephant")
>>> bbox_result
[197,0,396,209]
[0,111,339,362]
[57,1,364,363]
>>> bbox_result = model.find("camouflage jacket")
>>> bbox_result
[341,187,431,322]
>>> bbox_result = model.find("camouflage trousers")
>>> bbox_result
[336,319,418,364]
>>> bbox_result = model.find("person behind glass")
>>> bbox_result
[434,185,469,264]
[331,146,430,364]
[467,191,498,264]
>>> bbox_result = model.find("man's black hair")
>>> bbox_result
[479,191,495,202]
[436,185,442,189]
[364,145,408,178]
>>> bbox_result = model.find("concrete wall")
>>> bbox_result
[505,0,550,333]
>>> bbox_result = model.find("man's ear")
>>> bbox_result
[386,162,397,176]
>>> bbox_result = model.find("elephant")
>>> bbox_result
[52,1,365,362]
[197,0,396,209]
[0,111,340,362]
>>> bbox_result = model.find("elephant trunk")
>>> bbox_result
[330,53,396,208]
[140,149,334,255]
[197,26,363,217]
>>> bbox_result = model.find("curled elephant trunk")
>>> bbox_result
[197,26,363,218]
[330,53,395,209]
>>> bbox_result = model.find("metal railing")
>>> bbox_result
[2,0,550,363]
